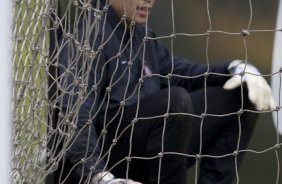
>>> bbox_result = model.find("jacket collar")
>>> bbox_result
[99,2,145,45]
[107,6,132,41]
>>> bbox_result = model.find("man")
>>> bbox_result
[57,0,276,183]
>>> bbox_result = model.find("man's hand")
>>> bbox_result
[223,60,276,111]
[92,172,143,184]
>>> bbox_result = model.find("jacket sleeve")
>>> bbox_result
[58,33,107,181]
[155,39,231,92]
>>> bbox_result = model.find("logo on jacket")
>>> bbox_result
[121,60,128,64]
[144,63,152,76]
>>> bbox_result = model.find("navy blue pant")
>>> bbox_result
[99,86,258,184]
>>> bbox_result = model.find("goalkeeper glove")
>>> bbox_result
[223,60,276,111]
[91,171,143,184]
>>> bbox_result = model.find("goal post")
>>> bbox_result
[271,0,282,136]
[0,0,12,183]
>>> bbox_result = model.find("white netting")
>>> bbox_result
[11,0,281,184]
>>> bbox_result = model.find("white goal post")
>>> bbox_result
[271,0,282,135]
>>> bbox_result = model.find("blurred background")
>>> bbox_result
[149,0,281,183]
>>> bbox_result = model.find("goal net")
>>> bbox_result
[11,0,281,184]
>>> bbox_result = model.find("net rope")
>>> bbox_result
[11,0,281,183]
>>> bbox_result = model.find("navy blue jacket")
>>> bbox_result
[58,4,231,181]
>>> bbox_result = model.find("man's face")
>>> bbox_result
[109,0,155,24]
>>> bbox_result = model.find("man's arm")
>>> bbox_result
[153,37,230,91]
[58,37,107,181]
[153,36,275,110]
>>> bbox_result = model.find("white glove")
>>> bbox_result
[223,60,276,111]
[92,171,143,184]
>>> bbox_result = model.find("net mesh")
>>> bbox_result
[12,0,49,183]
[11,0,281,184]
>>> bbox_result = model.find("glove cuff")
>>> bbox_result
[228,60,261,76]
[92,171,115,184]
[227,60,244,71]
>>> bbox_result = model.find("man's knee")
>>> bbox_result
[159,87,193,136]
[226,87,259,126]
[169,87,193,114]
